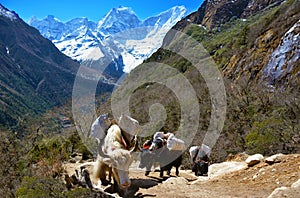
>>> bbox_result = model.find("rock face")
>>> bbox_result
[241,0,285,18]
[263,19,300,82]
[199,0,250,30]
[173,0,285,31]
[170,0,300,86]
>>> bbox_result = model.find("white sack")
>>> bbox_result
[167,134,185,151]
[201,144,211,157]
[118,114,140,141]
[189,146,199,163]
[153,132,165,140]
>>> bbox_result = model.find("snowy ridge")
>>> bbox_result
[0,4,18,21]
[29,6,187,75]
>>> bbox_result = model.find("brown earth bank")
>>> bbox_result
[63,153,300,198]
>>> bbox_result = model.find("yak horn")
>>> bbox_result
[129,136,138,153]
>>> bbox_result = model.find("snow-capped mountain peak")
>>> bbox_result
[143,5,186,27]
[98,6,140,34]
[29,5,187,78]
[29,15,65,40]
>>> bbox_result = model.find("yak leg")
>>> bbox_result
[145,170,150,176]
[145,164,152,176]
[166,164,172,176]
[160,168,164,177]
[175,166,179,176]
[108,168,112,182]
[167,168,171,176]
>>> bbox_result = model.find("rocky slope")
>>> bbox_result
[173,0,286,31]
[169,0,299,86]
[99,0,300,164]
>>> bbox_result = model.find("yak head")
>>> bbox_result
[149,137,165,151]
[102,148,134,189]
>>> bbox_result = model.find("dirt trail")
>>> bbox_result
[63,154,300,198]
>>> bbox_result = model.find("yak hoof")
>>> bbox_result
[145,171,150,176]
[167,170,171,176]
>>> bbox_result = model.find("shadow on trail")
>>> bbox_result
[123,175,175,197]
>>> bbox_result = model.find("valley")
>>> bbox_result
[0,0,299,197]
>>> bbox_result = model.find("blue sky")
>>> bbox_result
[2,0,203,22]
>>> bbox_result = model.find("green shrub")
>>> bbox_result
[30,137,71,163]
[16,176,66,198]
[67,132,93,160]
[245,118,281,154]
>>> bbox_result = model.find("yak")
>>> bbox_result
[139,137,182,177]
[93,115,139,194]
[189,144,211,176]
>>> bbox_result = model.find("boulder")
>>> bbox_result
[245,154,264,167]
[265,153,285,164]
[208,161,247,178]
[163,177,188,185]
[268,179,300,198]
[267,187,289,198]
[292,179,300,188]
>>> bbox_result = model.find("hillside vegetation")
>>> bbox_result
[0,10,79,127]
[100,0,300,163]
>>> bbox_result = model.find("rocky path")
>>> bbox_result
[63,154,300,197]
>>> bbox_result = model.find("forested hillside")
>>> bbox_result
[102,0,300,162]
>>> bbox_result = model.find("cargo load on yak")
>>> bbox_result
[166,133,185,151]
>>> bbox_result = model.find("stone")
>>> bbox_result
[267,187,289,198]
[268,179,300,198]
[265,153,285,164]
[291,179,300,188]
[208,161,247,178]
[245,154,264,167]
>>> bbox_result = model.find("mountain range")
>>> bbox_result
[0,4,187,128]
[29,6,187,79]
[0,4,114,127]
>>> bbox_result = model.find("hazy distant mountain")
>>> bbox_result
[29,6,187,78]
